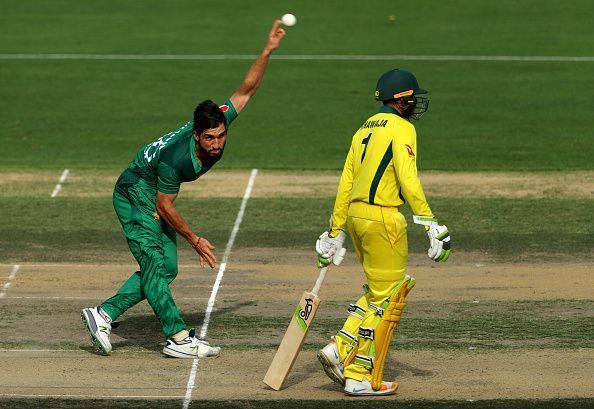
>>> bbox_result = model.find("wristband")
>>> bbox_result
[413,215,438,227]
[193,237,202,249]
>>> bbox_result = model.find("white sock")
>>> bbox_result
[97,306,112,323]
[172,329,190,341]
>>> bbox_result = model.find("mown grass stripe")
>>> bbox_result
[204,300,594,350]
[1,54,594,62]
[1,196,593,262]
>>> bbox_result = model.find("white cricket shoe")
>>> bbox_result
[344,376,398,396]
[317,340,345,385]
[162,329,220,359]
[81,306,113,356]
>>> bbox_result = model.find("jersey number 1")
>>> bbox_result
[361,133,372,163]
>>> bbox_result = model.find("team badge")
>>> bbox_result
[219,104,229,112]
[405,144,415,157]
[153,211,160,221]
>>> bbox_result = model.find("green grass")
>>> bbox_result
[1,0,593,171]
[207,300,594,350]
[3,299,591,351]
[2,0,593,55]
[0,196,592,262]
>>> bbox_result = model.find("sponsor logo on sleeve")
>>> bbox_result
[219,104,229,112]
[405,144,415,157]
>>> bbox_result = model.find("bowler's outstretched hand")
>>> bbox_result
[194,237,217,268]
[265,20,286,53]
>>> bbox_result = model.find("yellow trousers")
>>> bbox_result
[335,201,408,381]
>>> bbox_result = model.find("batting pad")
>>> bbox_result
[371,275,415,390]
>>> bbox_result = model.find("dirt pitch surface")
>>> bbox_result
[0,251,593,403]
[3,170,593,198]
[1,170,593,406]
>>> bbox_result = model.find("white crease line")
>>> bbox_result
[0,263,242,268]
[182,168,258,409]
[0,393,184,399]
[0,265,20,299]
[0,349,154,353]
[50,168,69,197]
[0,53,593,62]
[2,296,208,301]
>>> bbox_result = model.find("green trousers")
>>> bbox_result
[100,181,186,337]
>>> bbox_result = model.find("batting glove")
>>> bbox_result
[316,230,347,267]
[427,224,451,262]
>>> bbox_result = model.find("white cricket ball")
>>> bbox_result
[281,13,297,27]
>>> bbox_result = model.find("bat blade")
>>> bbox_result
[263,291,320,390]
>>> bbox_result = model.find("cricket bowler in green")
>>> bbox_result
[82,20,287,358]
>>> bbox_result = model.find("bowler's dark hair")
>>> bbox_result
[193,100,226,134]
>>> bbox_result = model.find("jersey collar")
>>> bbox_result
[378,105,400,116]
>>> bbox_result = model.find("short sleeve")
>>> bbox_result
[157,162,181,194]
[219,99,238,128]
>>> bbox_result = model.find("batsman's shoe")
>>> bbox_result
[81,306,113,356]
[344,377,398,396]
[162,329,220,359]
[317,341,345,385]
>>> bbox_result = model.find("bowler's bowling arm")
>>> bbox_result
[229,20,286,114]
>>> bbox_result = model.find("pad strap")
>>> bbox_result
[369,304,384,317]
[336,329,357,348]
[353,354,374,370]
[358,327,375,340]
[347,303,366,320]
[413,215,438,226]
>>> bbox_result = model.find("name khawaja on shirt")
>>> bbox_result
[361,119,388,129]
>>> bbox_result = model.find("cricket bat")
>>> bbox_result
[263,248,345,390]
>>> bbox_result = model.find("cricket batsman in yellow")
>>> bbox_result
[315,68,451,396]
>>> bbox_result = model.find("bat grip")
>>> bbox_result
[311,265,329,296]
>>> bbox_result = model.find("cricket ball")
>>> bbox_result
[281,13,297,27]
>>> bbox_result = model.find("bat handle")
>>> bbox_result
[311,265,329,296]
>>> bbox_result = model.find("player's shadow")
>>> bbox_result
[283,359,326,389]
[98,301,256,352]
[288,358,434,391]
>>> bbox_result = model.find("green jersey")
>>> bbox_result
[115,100,237,198]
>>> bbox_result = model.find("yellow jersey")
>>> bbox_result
[331,105,433,235]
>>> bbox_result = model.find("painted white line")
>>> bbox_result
[2,295,208,301]
[0,53,593,62]
[0,348,154,353]
[0,393,185,399]
[0,265,20,299]
[182,168,258,409]
[0,263,241,268]
[50,168,69,198]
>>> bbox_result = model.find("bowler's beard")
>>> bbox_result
[198,141,226,167]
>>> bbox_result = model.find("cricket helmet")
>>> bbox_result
[374,68,428,101]
[375,68,429,120]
